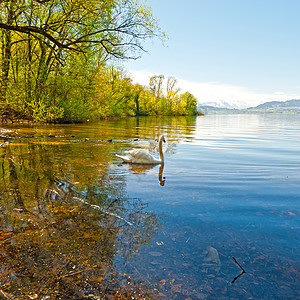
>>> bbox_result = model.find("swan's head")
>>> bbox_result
[159,135,166,143]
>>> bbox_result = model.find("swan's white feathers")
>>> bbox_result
[127,149,160,164]
[115,154,132,163]
[116,149,160,164]
[116,135,165,164]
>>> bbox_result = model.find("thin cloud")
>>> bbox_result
[128,70,300,108]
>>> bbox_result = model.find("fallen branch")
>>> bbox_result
[231,256,246,284]
[57,267,93,280]
[231,271,245,284]
[73,196,133,226]
[0,289,13,300]
[232,256,245,272]
[48,188,134,226]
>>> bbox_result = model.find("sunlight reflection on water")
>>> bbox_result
[1,114,299,299]
[123,114,300,299]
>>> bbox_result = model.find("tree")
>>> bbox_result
[0,0,164,60]
[149,75,164,114]
[149,75,164,99]
[0,0,165,122]
[93,67,137,118]
[180,92,198,115]
[0,1,14,112]
[166,77,180,114]
[166,77,180,102]
[132,83,145,116]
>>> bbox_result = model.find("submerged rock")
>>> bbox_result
[203,246,221,265]
[202,246,221,273]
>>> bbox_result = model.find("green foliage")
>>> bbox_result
[141,75,199,116]
[0,1,198,122]
[180,91,198,115]
[93,67,137,118]
[27,96,64,122]
[0,0,164,122]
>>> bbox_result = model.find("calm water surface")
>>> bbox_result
[0,114,299,299]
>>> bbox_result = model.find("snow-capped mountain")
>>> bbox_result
[198,99,300,114]
[200,100,249,109]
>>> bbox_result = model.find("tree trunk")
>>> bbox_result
[0,26,12,106]
[0,2,14,118]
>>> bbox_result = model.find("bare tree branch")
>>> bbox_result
[0,0,164,60]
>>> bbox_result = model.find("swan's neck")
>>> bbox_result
[158,139,164,163]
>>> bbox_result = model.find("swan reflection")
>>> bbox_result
[158,164,166,186]
[125,163,166,186]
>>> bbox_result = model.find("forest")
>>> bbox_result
[0,0,198,123]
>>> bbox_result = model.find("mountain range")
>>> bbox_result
[199,99,300,114]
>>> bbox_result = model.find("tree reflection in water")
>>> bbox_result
[0,144,161,299]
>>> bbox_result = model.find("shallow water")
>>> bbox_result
[0,114,299,299]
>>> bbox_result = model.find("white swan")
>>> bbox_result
[116,135,166,164]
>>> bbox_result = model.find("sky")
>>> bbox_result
[124,0,300,108]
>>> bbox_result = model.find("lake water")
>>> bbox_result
[0,114,299,299]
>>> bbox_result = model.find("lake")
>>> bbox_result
[0,114,299,299]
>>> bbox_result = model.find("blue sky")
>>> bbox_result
[124,0,300,107]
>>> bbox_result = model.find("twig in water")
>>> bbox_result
[231,256,246,284]
[57,266,94,279]
[0,289,13,300]
[73,196,133,226]
[232,256,245,272]
[231,270,245,284]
